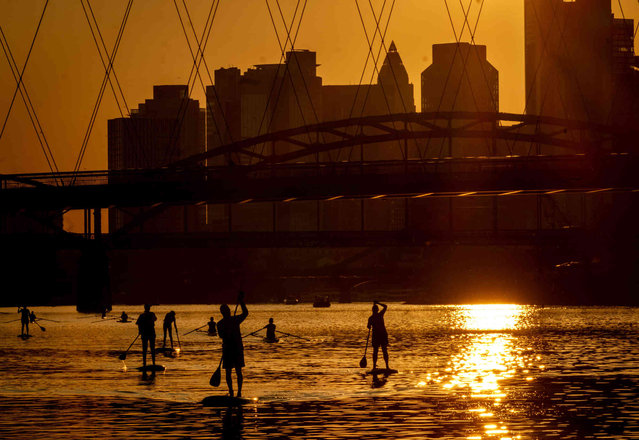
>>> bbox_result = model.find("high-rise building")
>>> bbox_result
[108,85,205,233]
[421,42,498,113]
[205,45,415,232]
[524,0,638,125]
[420,42,499,157]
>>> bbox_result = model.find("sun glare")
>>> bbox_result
[454,304,523,331]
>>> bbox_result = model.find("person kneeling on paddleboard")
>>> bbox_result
[136,304,157,368]
[367,301,390,371]
[207,316,217,335]
[217,291,249,397]
[265,318,277,341]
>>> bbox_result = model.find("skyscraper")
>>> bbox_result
[420,42,499,157]
[421,42,498,114]
[524,0,638,126]
[108,85,205,233]
[205,45,415,232]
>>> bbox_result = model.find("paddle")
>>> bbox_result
[359,327,371,368]
[210,293,242,387]
[275,330,311,341]
[174,322,182,351]
[210,358,223,386]
[243,326,265,338]
[33,320,46,332]
[118,334,140,360]
[92,317,119,323]
[184,324,207,335]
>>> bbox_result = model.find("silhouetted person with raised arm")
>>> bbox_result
[217,291,248,397]
[29,310,36,324]
[208,316,217,335]
[162,311,177,349]
[136,304,157,368]
[120,311,128,322]
[265,318,276,340]
[18,305,30,336]
[367,301,390,370]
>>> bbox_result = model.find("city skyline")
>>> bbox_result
[1,0,637,176]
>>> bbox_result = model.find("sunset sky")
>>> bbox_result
[1,0,637,175]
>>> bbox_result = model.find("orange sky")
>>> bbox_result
[1,0,637,175]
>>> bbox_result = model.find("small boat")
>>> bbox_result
[313,295,331,308]
[284,296,299,305]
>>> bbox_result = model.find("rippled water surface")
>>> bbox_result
[1,304,638,439]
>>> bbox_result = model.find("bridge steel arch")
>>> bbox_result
[171,111,636,168]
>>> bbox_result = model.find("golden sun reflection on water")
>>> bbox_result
[441,305,527,440]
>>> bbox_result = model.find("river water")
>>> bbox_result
[1,304,638,439]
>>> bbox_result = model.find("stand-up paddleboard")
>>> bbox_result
[263,337,279,343]
[136,364,166,372]
[18,334,32,339]
[202,396,254,407]
[366,368,398,375]
[157,347,178,358]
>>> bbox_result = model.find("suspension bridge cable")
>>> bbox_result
[73,0,133,180]
[345,0,397,162]
[80,0,147,166]
[346,0,388,122]
[179,0,235,153]
[0,0,49,143]
[0,28,59,180]
[165,0,223,164]
[254,0,308,161]
[273,0,324,154]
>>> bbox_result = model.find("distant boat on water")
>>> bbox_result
[284,296,300,305]
[313,295,331,308]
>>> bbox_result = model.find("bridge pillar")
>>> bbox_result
[93,208,102,239]
[83,209,92,238]
[76,242,111,314]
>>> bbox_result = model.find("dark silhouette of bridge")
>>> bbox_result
[2,112,637,223]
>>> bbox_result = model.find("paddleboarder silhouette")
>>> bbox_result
[208,316,217,335]
[136,304,157,368]
[29,310,37,324]
[120,311,128,322]
[18,305,30,336]
[162,311,177,349]
[217,291,249,397]
[265,318,276,341]
[367,301,390,371]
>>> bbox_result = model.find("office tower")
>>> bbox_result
[108,85,205,233]
[524,0,638,126]
[421,42,498,114]
[421,42,499,157]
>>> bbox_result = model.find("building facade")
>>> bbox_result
[524,0,639,126]
[108,85,205,233]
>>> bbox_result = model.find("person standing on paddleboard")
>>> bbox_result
[18,305,30,336]
[217,291,249,397]
[367,301,390,371]
[162,311,177,349]
[136,304,157,368]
